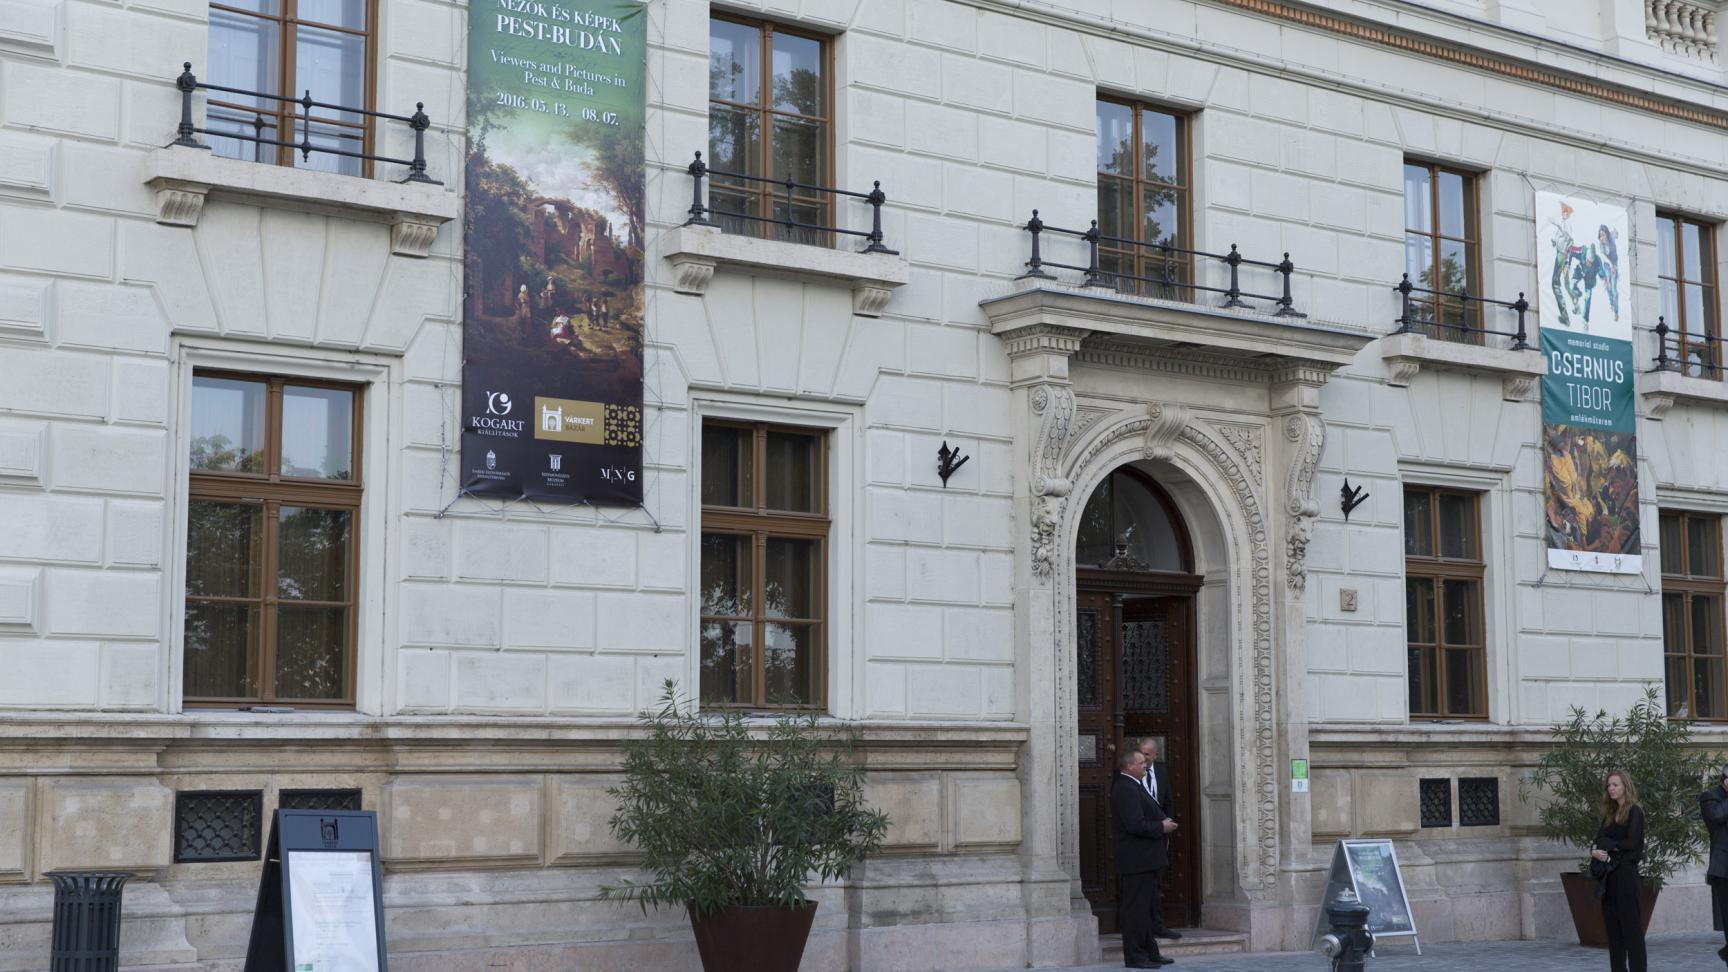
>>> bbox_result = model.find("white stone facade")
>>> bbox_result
[4,0,1728,967]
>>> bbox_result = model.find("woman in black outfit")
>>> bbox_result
[1592,770,1646,972]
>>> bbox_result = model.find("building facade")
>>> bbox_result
[4,0,1728,967]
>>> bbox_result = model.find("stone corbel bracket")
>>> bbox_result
[1143,402,1189,461]
[661,223,910,317]
[1379,330,1546,402]
[1641,368,1728,420]
[142,147,457,258]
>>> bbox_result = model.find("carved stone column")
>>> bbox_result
[1268,361,1330,881]
[996,322,1091,914]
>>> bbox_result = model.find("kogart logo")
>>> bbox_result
[471,390,526,437]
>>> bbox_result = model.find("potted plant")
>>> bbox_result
[1520,686,1720,946]
[600,682,890,972]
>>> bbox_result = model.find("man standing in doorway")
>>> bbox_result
[1138,737,1181,941]
[1112,749,1177,968]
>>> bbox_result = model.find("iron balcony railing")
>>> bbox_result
[1392,274,1531,350]
[682,151,895,254]
[1018,210,1305,317]
[169,62,439,184]
[1652,316,1725,379]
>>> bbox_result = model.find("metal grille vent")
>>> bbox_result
[279,788,363,812]
[174,790,263,862]
[1459,777,1500,826]
[1419,778,1452,828]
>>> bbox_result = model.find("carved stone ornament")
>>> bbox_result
[1211,422,1265,485]
[1501,373,1537,402]
[852,280,895,317]
[1030,383,1076,499]
[1142,402,1189,461]
[1030,497,1062,578]
[668,253,717,296]
[390,215,441,259]
[1645,391,1677,421]
[153,180,208,227]
[1282,413,1325,593]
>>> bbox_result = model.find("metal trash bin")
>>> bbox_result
[47,871,131,972]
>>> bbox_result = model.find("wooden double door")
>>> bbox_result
[1075,572,1202,933]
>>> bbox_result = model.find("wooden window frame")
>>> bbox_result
[1095,96,1191,298]
[699,421,830,711]
[185,370,363,709]
[1404,486,1488,720]
[1661,510,1727,721]
[1656,213,1721,380]
[206,0,380,174]
[1402,159,1482,343]
[707,14,834,242]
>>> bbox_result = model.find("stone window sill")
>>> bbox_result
[1641,368,1728,419]
[661,223,909,317]
[1379,330,1546,402]
[142,148,458,258]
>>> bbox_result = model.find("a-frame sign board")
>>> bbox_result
[1309,838,1420,954]
[244,809,388,972]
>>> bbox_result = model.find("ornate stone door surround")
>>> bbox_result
[982,281,1373,929]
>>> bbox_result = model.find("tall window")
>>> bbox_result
[699,423,828,709]
[1404,487,1486,718]
[707,16,830,243]
[1656,214,1720,379]
[1402,161,1480,342]
[1096,98,1189,297]
[1662,511,1725,719]
[185,373,362,707]
[207,0,376,175]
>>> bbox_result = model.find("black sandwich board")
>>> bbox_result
[244,809,388,972]
[1309,838,1420,954]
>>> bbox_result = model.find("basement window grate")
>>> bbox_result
[174,790,263,862]
[279,788,363,812]
[1419,777,1452,828]
[1459,777,1500,826]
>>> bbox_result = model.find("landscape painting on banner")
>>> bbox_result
[1536,191,1640,574]
[460,0,646,504]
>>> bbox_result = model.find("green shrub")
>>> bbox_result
[600,681,890,916]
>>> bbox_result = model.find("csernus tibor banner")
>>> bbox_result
[461,0,646,503]
[1535,191,1640,574]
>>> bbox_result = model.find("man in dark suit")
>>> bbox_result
[1701,763,1728,964]
[1112,749,1177,968]
[1136,737,1180,941]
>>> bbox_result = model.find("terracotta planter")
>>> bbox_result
[688,900,818,972]
[1559,870,1659,948]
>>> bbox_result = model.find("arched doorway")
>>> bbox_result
[1074,464,1203,933]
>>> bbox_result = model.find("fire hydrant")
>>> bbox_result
[1317,888,1373,972]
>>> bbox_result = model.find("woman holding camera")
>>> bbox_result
[1592,770,1646,972]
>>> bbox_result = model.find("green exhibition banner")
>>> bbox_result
[461,0,646,503]
[1535,191,1640,575]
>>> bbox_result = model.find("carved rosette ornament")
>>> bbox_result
[1282,413,1325,593]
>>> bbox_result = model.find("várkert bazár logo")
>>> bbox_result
[471,391,527,437]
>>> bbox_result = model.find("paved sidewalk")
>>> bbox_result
[1025,931,1728,970]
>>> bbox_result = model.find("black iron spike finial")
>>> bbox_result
[1340,479,1370,521]
[936,441,971,488]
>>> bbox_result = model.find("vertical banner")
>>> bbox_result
[1536,192,1640,574]
[461,0,646,503]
